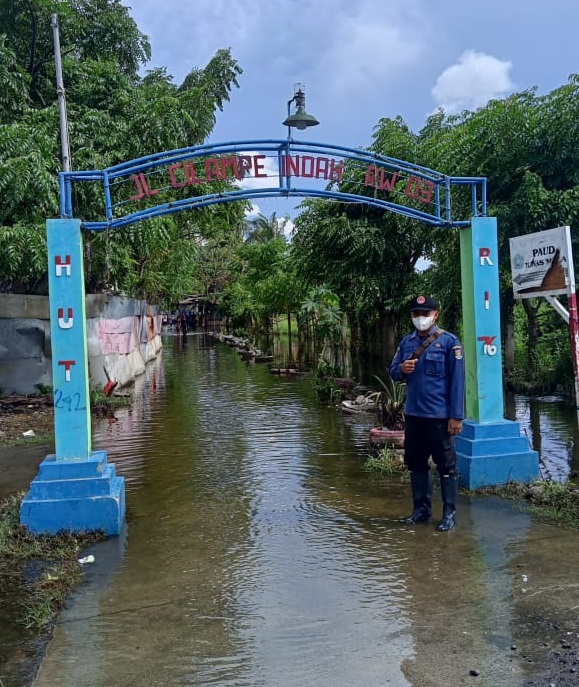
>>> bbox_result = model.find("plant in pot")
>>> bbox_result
[369,373,406,449]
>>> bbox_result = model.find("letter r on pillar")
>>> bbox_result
[479,247,494,266]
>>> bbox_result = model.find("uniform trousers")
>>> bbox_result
[403,414,457,475]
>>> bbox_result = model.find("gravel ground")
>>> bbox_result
[515,613,579,686]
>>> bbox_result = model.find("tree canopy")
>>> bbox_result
[0,0,245,301]
[289,76,579,372]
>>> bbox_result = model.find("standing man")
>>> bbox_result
[389,295,465,532]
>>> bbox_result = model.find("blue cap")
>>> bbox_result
[409,295,438,311]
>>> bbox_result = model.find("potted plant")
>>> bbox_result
[369,373,406,449]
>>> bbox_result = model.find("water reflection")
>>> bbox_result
[505,391,579,481]
[260,333,579,483]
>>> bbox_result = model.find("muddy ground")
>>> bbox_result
[0,395,55,446]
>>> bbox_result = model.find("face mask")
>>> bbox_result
[412,315,435,332]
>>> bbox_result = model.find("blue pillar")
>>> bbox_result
[456,217,539,488]
[20,218,125,535]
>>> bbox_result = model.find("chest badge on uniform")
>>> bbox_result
[453,345,463,360]
[435,343,441,347]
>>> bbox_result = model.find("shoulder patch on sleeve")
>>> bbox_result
[452,345,463,359]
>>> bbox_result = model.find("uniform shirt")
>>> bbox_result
[389,326,465,420]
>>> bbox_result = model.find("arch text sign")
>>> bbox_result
[59,139,487,230]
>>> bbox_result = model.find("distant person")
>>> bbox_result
[177,310,187,336]
[389,295,465,532]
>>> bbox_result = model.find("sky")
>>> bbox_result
[127,0,579,223]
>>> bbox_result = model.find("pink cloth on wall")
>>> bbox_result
[98,317,138,355]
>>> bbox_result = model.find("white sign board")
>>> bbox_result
[509,226,571,299]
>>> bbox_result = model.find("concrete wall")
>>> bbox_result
[0,294,162,395]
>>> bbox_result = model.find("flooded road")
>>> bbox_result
[19,335,579,685]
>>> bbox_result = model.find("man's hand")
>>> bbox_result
[448,419,463,435]
[400,358,417,375]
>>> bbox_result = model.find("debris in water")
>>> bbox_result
[78,555,95,565]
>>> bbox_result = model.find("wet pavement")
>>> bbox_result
[3,334,579,686]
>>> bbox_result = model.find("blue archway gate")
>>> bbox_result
[20,140,539,535]
[58,139,487,229]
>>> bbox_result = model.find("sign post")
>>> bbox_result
[509,226,579,426]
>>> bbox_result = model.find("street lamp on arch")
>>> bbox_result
[283,83,319,136]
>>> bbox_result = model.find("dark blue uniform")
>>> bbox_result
[389,326,465,474]
[389,326,465,420]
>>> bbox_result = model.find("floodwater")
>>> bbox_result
[505,392,579,482]
[5,334,579,686]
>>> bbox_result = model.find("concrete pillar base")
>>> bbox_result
[456,419,540,489]
[20,451,125,535]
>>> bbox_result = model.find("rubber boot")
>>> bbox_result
[400,471,432,524]
[436,474,458,531]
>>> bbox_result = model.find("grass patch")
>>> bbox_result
[525,481,579,529]
[474,480,579,529]
[90,387,134,417]
[0,493,105,630]
[0,433,54,449]
[364,448,406,477]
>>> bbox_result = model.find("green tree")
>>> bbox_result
[0,0,245,302]
[0,0,151,105]
[218,231,307,343]
[291,117,432,362]
[421,76,579,386]
[300,286,347,375]
[244,212,290,244]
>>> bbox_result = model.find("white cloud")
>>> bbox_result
[130,0,430,144]
[283,218,295,241]
[233,152,280,190]
[431,50,514,114]
[245,203,261,217]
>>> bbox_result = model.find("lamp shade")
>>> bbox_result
[283,109,320,130]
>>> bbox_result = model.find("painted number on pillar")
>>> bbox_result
[54,389,86,411]
[478,335,497,356]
